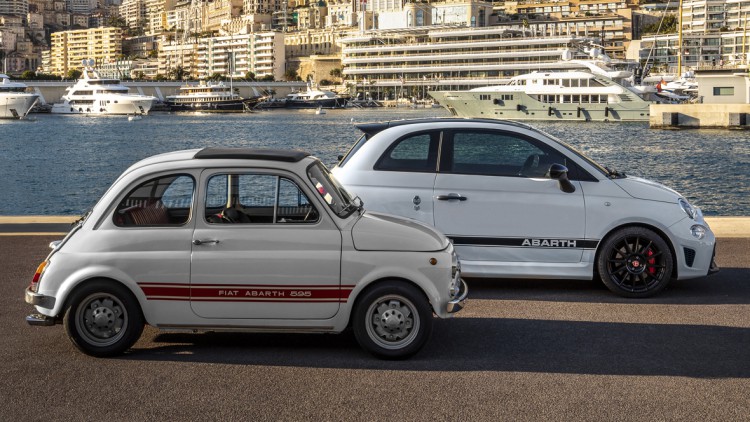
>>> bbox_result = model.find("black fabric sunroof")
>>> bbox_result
[194,148,310,162]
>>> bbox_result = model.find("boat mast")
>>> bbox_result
[677,0,683,76]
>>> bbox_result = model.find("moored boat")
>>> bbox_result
[0,74,40,119]
[430,65,652,122]
[164,80,263,112]
[51,60,156,115]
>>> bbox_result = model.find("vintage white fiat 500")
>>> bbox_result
[25,148,467,359]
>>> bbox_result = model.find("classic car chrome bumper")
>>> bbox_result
[446,278,468,313]
[26,313,56,326]
[25,287,55,309]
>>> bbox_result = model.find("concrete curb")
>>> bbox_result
[1,215,749,237]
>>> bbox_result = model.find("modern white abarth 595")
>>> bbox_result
[332,118,718,298]
[25,148,467,359]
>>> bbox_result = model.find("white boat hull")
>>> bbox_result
[0,93,39,119]
[51,96,155,115]
[430,90,651,122]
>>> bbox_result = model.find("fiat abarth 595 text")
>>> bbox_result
[332,118,718,298]
[25,148,467,359]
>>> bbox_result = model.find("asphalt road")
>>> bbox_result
[2,235,748,421]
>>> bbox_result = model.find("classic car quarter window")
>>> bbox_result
[205,173,318,224]
[375,132,439,172]
[114,174,194,227]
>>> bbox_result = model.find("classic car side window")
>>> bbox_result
[114,174,194,227]
[374,132,439,172]
[205,173,318,224]
[446,131,566,178]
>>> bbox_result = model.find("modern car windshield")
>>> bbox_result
[307,161,362,218]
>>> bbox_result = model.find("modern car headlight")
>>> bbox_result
[690,224,707,240]
[679,198,696,220]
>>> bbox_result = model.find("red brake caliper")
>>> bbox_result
[647,249,656,274]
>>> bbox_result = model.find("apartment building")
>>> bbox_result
[499,0,645,59]
[637,0,750,73]
[0,0,30,16]
[67,0,97,14]
[49,26,123,75]
[120,0,147,33]
[159,31,284,79]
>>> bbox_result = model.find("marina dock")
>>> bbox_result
[650,104,750,129]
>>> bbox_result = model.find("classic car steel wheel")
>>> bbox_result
[352,281,432,359]
[597,227,673,298]
[63,281,144,357]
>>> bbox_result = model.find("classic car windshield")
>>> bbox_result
[307,161,360,218]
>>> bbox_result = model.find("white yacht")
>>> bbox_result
[0,74,39,119]
[165,80,262,112]
[429,59,652,122]
[51,60,156,115]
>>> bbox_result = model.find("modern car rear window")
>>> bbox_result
[374,131,439,172]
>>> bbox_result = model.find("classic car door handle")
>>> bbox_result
[193,239,220,246]
[436,193,467,201]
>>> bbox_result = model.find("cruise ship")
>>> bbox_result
[339,27,638,101]
[0,74,39,119]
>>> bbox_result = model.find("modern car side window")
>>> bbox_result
[205,173,318,224]
[114,174,194,227]
[446,131,565,178]
[375,132,439,172]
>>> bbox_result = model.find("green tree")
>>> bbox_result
[259,74,275,82]
[168,66,187,80]
[20,70,36,79]
[642,14,678,35]
[284,68,298,81]
[207,72,225,81]
[244,71,256,81]
[66,69,82,80]
[329,68,343,83]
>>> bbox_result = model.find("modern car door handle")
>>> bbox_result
[436,193,467,201]
[193,239,220,246]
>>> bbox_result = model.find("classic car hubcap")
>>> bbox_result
[76,294,127,345]
[367,296,419,350]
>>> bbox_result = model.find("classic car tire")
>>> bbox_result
[597,226,674,298]
[63,280,144,357]
[352,281,433,359]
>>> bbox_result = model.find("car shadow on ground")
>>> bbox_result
[124,316,750,379]
[466,267,750,305]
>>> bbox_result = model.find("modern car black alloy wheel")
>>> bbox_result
[597,227,674,298]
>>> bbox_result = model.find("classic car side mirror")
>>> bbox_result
[549,164,576,193]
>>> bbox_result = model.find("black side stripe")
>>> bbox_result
[449,236,600,249]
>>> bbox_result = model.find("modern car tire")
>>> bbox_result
[352,281,433,359]
[63,280,144,357]
[597,227,674,298]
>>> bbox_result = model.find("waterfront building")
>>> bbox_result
[339,26,609,99]
[49,26,123,76]
[159,31,285,80]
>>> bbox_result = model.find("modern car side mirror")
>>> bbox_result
[549,164,576,193]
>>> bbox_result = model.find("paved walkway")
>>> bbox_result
[0,215,748,237]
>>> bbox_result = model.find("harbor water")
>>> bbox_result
[0,109,748,216]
